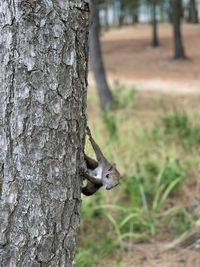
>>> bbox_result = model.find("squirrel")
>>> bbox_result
[81,127,121,196]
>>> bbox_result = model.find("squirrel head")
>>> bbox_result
[102,165,121,190]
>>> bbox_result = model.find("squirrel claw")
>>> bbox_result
[79,168,87,176]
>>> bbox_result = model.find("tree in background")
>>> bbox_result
[125,0,140,24]
[0,0,88,265]
[104,0,110,31]
[171,0,187,59]
[118,0,140,26]
[119,0,126,26]
[188,0,199,23]
[116,0,162,47]
[89,0,113,109]
[150,0,159,47]
[99,0,110,30]
[159,0,168,22]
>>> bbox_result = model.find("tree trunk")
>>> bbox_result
[171,0,187,59]
[168,0,173,23]
[159,2,166,22]
[0,1,89,266]
[119,14,125,27]
[89,0,113,110]
[188,0,199,23]
[119,0,125,27]
[151,1,159,47]
[104,0,110,31]
[132,9,139,24]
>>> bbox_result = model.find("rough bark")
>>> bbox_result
[188,0,199,24]
[0,1,89,266]
[89,0,113,110]
[151,0,159,48]
[171,0,187,59]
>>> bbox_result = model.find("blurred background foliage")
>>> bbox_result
[77,88,200,267]
[76,0,200,266]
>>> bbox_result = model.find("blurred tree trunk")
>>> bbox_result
[0,1,88,266]
[168,0,173,23]
[168,0,184,23]
[119,0,125,27]
[171,0,187,59]
[104,0,110,31]
[188,0,199,23]
[151,0,159,47]
[132,9,139,24]
[159,2,166,22]
[89,0,113,110]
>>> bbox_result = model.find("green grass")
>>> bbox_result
[161,110,200,148]
[76,87,200,267]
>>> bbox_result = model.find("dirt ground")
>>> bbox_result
[118,245,200,267]
[89,23,200,267]
[89,23,200,94]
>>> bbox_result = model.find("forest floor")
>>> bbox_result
[84,23,200,267]
[101,245,200,267]
[88,23,200,94]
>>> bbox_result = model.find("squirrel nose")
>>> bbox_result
[106,183,118,190]
[106,186,112,190]
[105,184,113,190]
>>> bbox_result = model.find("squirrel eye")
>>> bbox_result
[105,174,109,179]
